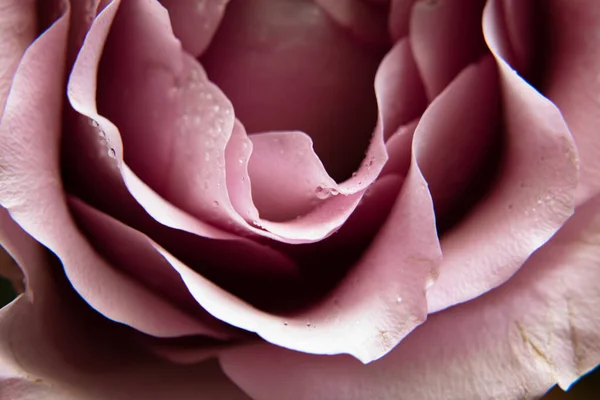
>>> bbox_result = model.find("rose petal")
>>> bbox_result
[67,0,252,240]
[0,212,251,400]
[425,0,579,313]
[375,39,426,141]
[409,0,488,100]
[173,148,440,362]
[221,195,600,400]
[96,0,250,233]
[536,0,600,206]
[223,119,260,223]
[67,197,240,340]
[494,0,533,75]
[70,164,435,363]
[389,0,417,41]
[413,55,500,220]
[0,0,36,115]
[67,196,303,320]
[0,4,219,338]
[381,119,417,176]
[69,0,395,244]
[247,130,339,222]
[314,0,391,46]
[158,0,229,57]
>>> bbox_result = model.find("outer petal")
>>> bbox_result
[538,0,600,206]
[0,0,36,114]
[0,3,220,338]
[221,195,600,400]
[0,210,251,400]
[426,0,579,312]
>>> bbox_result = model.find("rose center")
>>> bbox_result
[200,0,387,182]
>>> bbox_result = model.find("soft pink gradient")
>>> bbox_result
[0,0,598,399]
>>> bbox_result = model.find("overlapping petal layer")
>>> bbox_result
[426,0,578,312]
[0,1,224,338]
[221,194,600,400]
[0,209,251,400]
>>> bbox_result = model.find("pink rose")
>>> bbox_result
[1,0,599,399]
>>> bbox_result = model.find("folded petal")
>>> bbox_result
[375,39,426,141]
[73,165,436,363]
[535,0,600,206]
[409,0,488,100]
[159,0,229,57]
[221,195,600,400]
[426,0,579,312]
[414,56,500,219]
[0,0,36,114]
[314,0,391,46]
[0,5,218,338]
[389,0,416,41]
[0,211,251,400]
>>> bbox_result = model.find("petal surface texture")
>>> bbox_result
[0,1,224,338]
[221,194,600,399]
[0,208,251,400]
[426,0,578,313]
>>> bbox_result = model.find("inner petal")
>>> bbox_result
[200,0,386,182]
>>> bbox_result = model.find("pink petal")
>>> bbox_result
[425,0,579,313]
[413,55,500,221]
[67,197,241,340]
[314,0,391,46]
[409,0,488,100]
[0,212,250,400]
[96,0,250,233]
[158,0,230,57]
[111,164,438,363]
[375,39,426,141]
[221,195,600,399]
[494,0,533,75]
[0,0,36,115]
[535,0,600,206]
[388,0,417,41]
[381,119,417,176]
[169,158,439,362]
[223,119,260,223]
[67,0,256,240]
[0,4,219,338]
[247,130,339,221]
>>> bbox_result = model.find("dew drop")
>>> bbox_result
[396,296,403,303]
[213,200,220,207]
[329,188,339,196]
[315,185,330,199]
[107,148,117,159]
